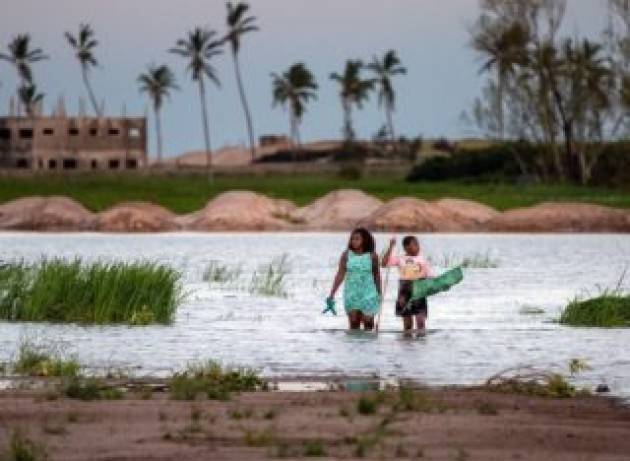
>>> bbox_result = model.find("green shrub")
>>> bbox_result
[62,378,124,401]
[1,431,48,461]
[357,395,378,415]
[0,259,182,325]
[169,361,266,401]
[560,295,630,327]
[303,441,327,457]
[13,342,79,378]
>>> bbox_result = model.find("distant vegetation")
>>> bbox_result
[0,259,182,325]
[1,173,629,213]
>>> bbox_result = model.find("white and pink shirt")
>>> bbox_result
[386,253,434,281]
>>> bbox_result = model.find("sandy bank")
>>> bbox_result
[0,387,628,460]
[0,192,629,233]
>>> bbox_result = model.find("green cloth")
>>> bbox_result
[343,251,380,316]
[411,267,464,300]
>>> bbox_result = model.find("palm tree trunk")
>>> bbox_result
[385,101,396,144]
[197,77,213,175]
[154,105,163,164]
[289,111,298,162]
[232,52,256,161]
[82,65,101,117]
[343,99,353,142]
[497,69,505,140]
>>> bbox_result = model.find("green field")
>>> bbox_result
[0,173,628,213]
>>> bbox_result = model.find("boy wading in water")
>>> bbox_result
[328,228,382,331]
[383,236,432,335]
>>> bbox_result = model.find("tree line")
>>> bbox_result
[0,1,407,170]
[469,0,630,185]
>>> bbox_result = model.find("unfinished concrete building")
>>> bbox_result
[0,116,147,171]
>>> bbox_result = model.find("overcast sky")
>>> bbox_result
[0,0,608,156]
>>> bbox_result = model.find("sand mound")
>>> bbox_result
[292,189,383,230]
[435,198,500,228]
[0,196,95,231]
[96,202,180,232]
[360,197,475,232]
[485,202,630,232]
[179,191,297,231]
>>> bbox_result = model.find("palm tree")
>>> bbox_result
[271,63,318,152]
[65,23,102,117]
[138,64,179,164]
[471,18,530,139]
[0,34,48,94]
[330,60,374,141]
[18,83,44,117]
[170,27,223,172]
[367,50,407,142]
[225,2,259,161]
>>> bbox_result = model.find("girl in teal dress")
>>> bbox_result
[328,228,382,330]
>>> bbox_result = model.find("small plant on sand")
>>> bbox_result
[243,428,276,447]
[560,272,630,327]
[249,254,290,298]
[1,430,48,461]
[13,342,80,378]
[303,440,326,457]
[169,360,266,401]
[476,401,498,415]
[484,360,590,398]
[393,387,446,413]
[357,394,379,415]
[203,261,242,285]
[0,259,183,325]
[62,378,123,401]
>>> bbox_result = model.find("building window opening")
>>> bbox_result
[19,129,33,139]
[91,160,98,169]
[69,128,80,136]
[108,128,120,136]
[89,128,98,136]
[38,159,43,169]
[126,159,138,169]
[48,159,57,169]
[63,159,78,170]
[0,128,12,140]
[129,127,140,138]
[108,159,120,169]
[43,128,54,136]
[16,158,29,169]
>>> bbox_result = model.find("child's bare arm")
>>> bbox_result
[328,252,348,298]
[381,237,396,268]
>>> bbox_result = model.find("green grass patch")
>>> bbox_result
[1,431,48,461]
[62,377,124,401]
[203,261,242,285]
[560,295,630,327]
[249,254,290,298]
[0,173,628,212]
[0,259,182,325]
[169,361,267,401]
[13,342,79,378]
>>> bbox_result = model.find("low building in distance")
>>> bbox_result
[0,113,147,171]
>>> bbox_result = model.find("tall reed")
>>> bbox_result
[0,259,182,325]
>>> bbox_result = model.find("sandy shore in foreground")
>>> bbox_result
[1,387,629,460]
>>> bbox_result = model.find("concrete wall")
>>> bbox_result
[0,116,147,171]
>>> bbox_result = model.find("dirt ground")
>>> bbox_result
[1,387,629,460]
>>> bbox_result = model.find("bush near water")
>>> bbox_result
[560,295,630,328]
[0,259,182,325]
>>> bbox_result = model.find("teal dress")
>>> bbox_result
[343,251,380,316]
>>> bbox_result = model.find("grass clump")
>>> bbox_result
[0,259,182,325]
[62,378,124,401]
[485,360,590,398]
[560,295,630,327]
[249,254,290,298]
[1,431,48,461]
[12,342,79,378]
[303,441,326,457]
[429,251,499,269]
[203,261,242,285]
[357,395,379,415]
[169,361,267,401]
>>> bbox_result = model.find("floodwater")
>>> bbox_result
[1,233,629,398]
